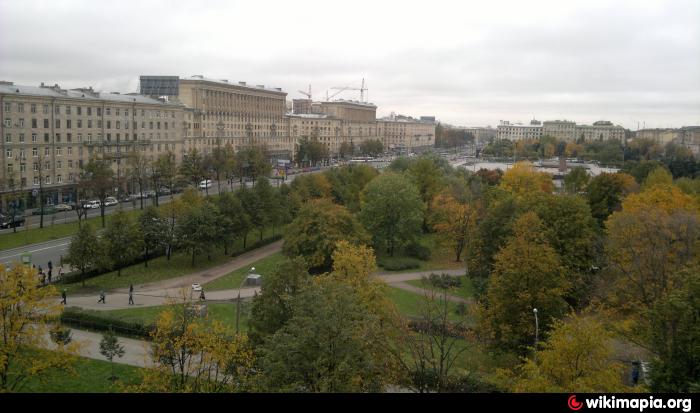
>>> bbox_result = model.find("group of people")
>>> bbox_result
[35,260,62,285]
[96,284,136,305]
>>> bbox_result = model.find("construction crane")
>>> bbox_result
[327,78,367,102]
[298,84,312,100]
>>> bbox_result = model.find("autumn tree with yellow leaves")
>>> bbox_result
[430,191,481,265]
[499,162,554,196]
[0,264,79,392]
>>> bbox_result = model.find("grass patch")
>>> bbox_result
[0,208,143,251]
[405,276,474,301]
[204,251,286,291]
[387,286,465,322]
[376,233,464,272]
[9,348,143,393]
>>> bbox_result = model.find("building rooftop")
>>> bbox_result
[0,82,182,106]
[323,99,377,108]
[180,75,286,95]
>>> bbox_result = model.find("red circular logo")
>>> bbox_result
[568,395,583,411]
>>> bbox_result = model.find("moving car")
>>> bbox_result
[83,200,101,209]
[54,203,74,212]
[198,180,212,189]
[104,197,118,207]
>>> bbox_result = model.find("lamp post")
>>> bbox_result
[533,308,539,356]
[236,266,254,334]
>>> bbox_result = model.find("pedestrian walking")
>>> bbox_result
[48,260,53,283]
[199,289,206,301]
[61,289,67,305]
[128,284,134,305]
[98,290,106,304]
[47,270,52,284]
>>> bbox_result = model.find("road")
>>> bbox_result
[0,236,72,269]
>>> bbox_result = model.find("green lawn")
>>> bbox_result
[9,348,143,393]
[0,208,144,251]
[387,286,466,322]
[204,251,287,291]
[405,276,474,301]
[376,234,465,272]
[62,226,278,296]
[81,301,251,334]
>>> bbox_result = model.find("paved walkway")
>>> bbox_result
[64,266,467,311]
[43,328,151,368]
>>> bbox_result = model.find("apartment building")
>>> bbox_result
[497,120,544,141]
[497,119,626,142]
[0,81,185,207]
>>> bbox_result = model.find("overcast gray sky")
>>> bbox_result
[1,0,698,129]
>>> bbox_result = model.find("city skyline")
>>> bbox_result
[1,0,699,130]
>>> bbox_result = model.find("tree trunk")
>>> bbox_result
[101,205,106,228]
[191,250,196,266]
[243,233,247,249]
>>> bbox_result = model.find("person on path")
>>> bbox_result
[48,261,53,283]
[129,284,134,305]
[199,289,206,301]
[98,290,106,304]
[61,289,67,305]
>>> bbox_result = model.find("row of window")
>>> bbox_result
[2,173,72,186]
[3,102,176,118]
[4,132,173,144]
[3,118,175,131]
[5,146,75,158]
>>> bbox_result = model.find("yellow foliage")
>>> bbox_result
[499,161,554,196]
[430,191,481,266]
[619,184,699,215]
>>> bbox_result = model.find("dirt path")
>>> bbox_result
[390,281,471,304]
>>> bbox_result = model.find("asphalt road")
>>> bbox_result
[0,236,72,269]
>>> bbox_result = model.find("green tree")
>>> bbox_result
[99,329,125,381]
[139,206,168,267]
[259,282,389,392]
[153,152,179,201]
[407,156,448,230]
[180,148,206,188]
[248,257,311,346]
[642,166,674,190]
[82,157,115,228]
[563,166,590,194]
[216,192,251,255]
[64,223,103,286]
[103,210,144,276]
[360,172,425,256]
[484,212,570,353]
[586,172,638,225]
[324,163,378,212]
[176,204,219,265]
[648,267,700,392]
[283,198,370,272]
[360,139,384,157]
[339,141,354,159]
[252,177,274,240]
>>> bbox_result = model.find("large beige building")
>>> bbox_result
[497,118,626,142]
[636,126,700,155]
[497,120,544,141]
[0,81,185,207]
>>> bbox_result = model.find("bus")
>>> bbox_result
[349,157,374,164]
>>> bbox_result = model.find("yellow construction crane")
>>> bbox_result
[327,78,367,102]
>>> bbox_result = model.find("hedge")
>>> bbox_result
[379,257,422,271]
[60,307,154,339]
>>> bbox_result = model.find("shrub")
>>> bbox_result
[60,307,154,339]
[427,273,462,289]
[379,257,421,271]
[404,242,432,261]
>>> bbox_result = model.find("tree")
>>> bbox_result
[360,172,425,256]
[180,148,206,189]
[126,150,150,209]
[648,267,700,392]
[64,223,103,286]
[324,163,378,212]
[512,315,631,392]
[99,330,125,381]
[295,137,329,167]
[360,139,384,157]
[139,206,168,267]
[586,172,638,225]
[407,156,448,230]
[499,161,554,196]
[430,191,480,263]
[0,264,79,391]
[259,282,390,392]
[248,257,311,346]
[1,169,24,233]
[563,166,589,194]
[216,192,251,255]
[153,152,178,201]
[176,203,219,265]
[339,141,353,159]
[251,177,274,240]
[484,212,570,353]
[103,210,144,276]
[642,166,674,190]
[283,198,370,272]
[133,291,254,393]
[211,144,235,195]
[82,157,115,228]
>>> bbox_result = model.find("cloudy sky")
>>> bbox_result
[1,0,698,129]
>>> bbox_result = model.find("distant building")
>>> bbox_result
[635,126,700,155]
[497,119,544,141]
[497,118,625,142]
[543,120,577,141]
[575,121,626,142]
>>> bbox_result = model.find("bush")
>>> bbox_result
[379,257,421,271]
[427,273,462,289]
[60,307,154,339]
[404,242,432,261]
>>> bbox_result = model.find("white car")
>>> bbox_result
[83,200,101,209]
[104,197,118,207]
[198,180,212,189]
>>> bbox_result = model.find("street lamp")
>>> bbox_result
[236,266,254,334]
[533,308,539,355]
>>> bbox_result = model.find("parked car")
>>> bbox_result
[83,200,101,209]
[198,180,212,189]
[120,194,135,203]
[32,206,57,215]
[158,186,171,195]
[54,203,74,212]
[104,197,118,207]
[143,190,156,198]
[0,213,25,229]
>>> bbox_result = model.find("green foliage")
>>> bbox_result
[283,198,370,272]
[180,148,207,186]
[138,206,168,265]
[103,210,144,276]
[642,166,674,190]
[404,241,432,261]
[215,192,252,254]
[563,167,590,194]
[175,203,219,265]
[323,164,378,212]
[248,257,311,346]
[621,160,665,184]
[295,136,329,166]
[64,223,103,280]
[379,257,422,271]
[60,307,155,338]
[648,268,700,392]
[360,172,425,256]
[359,139,384,156]
[586,172,638,224]
[99,329,125,379]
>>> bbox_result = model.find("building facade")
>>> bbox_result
[497,119,626,142]
[497,120,544,141]
[0,81,185,207]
